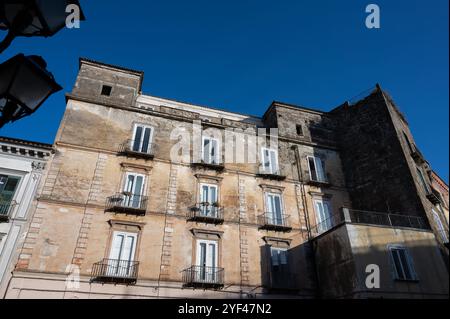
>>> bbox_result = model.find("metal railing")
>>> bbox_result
[182,265,224,288]
[257,167,286,179]
[258,213,291,231]
[119,140,157,158]
[91,259,139,283]
[310,208,430,235]
[188,203,224,224]
[0,200,16,221]
[105,193,148,215]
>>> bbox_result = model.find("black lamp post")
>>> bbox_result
[0,0,85,53]
[0,53,62,128]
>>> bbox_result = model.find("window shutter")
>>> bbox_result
[405,249,418,281]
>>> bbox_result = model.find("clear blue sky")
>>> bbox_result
[0,0,448,181]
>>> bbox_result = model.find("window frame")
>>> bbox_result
[432,209,449,243]
[307,156,326,183]
[131,124,154,154]
[264,192,285,225]
[313,198,333,233]
[388,245,418,282]
[261,147,279,174]
[202,136,220,165]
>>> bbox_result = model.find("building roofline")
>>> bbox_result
[431,170,449,189]
[0,136,54,150]
[262,100,325,120]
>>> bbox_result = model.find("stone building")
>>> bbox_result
[3,59,448,299]
[0,137,53,298]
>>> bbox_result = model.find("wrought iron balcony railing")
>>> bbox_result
[257,167,286,180]
[310,208,430,236]
[91,258,139,284]
[105,193,148,215]
[0,200,16,222]
[182,265,224,289]
[187,203,224,224]
[305,176,330,187]
[118,140,157,159]
[425,189,442,205]
[258,213,292,232]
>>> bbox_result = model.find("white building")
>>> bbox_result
[0,136,53,297]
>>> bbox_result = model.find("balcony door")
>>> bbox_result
[107,231,137,278]
[314,199,333,232]
[196,240,218,282]
[432,209,449,243]
[261,148,279,174]
[132,124,153,154]
[0,174,21,216]
[199,184,218,217]
[202,137,219,164]
[123,173,145,209]
[266,193,283,225]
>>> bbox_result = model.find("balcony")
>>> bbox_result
[310,208,430,236]
[182,265,224,289]
[91,259,139,285]
[426,189,442,205]
[191,160,225,171]
[258,213,292,232]
[105,193,148,215]
[411,148,426,164]
[305,177,330,188]
[257,168,286,181]
[0,200,16,223]
[187,203,224,224]
[118,140,157,160]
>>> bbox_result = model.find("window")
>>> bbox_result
[132,124,153,154]
[432,209,449,243]
[270,247,288,268]
[123,173,145,208]
[314,199,333,233]
[0,174,21,216]
[416,167,430,193]
[107,231,137,277]
[101,85,112,96]
[308,156,326,182]
[199,184,219,217]
[296,124,304,136]
[202,136,220,164]
[389,246,417,281]
[196,239,218,282]
[261,148,279,174]
[265,193,284,225]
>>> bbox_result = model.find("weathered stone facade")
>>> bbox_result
[3,59,448,299]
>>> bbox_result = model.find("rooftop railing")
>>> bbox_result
[310,208,430,235]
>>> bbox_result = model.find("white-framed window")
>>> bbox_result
[388,246,418,281]
[265,193,284,225]
[122,173,146,208]
[261,147,279,174]
[307,156,326,182]
[107,231,138,277]
[314,199,333,233]
[432,209,449,243]
[202,136,220,164]
[416,167,430,194]
[131,124,153,154]
[199,184,219,217]
[270,247,288,268]
[195,239,219,282]
[0,174,21,217]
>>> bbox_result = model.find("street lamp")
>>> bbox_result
[0,53,62,128]
[0,0,85,53]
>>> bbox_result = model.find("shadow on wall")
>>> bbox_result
[311,224,449,299]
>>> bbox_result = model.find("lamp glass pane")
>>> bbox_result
[36,0,68,34]
[9,64,54,111]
